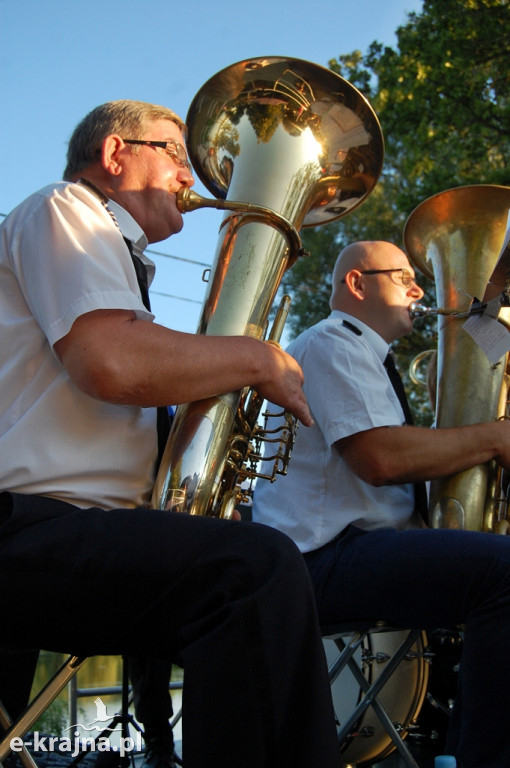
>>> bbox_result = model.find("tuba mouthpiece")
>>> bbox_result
[409,302,432,319]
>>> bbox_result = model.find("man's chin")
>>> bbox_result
[172,208,184,230]
[148,217,183,244]
[163,213,184,240]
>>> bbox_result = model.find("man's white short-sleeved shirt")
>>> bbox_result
[252,310,420,552]
[0,182,158,509]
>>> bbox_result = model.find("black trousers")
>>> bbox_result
[129,656,174,730]
[305,524,510,768]
[0,492,340,768]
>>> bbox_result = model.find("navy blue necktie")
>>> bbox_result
[123,237,171,470]
[384,353,415,425]
[384,352,429,521]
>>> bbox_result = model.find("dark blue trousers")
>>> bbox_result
[304,524,510,768]
[0,492,340,768]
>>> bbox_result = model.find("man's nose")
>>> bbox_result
[409,280,424,300]
[178,166,194,188]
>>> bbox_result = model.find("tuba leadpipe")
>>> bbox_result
[409,302,464,319]
[176,188,303,260]
[152,56,384,518]
[404,184,510,532]
[410,291,510,320]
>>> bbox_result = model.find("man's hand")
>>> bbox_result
[494,419,510,471]
[253,341,313,427]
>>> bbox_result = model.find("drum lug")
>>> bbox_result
[407,650,435,663]
[362,649,391,666]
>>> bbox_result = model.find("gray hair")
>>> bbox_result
[63,99,185,180]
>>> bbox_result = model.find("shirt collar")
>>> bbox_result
[108,200,148,253]
[107,200,155,285]
[330,309,390,363]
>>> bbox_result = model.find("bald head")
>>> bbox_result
[330,241,409,310]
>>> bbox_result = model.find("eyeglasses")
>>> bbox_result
[341,268,416,287]
[122,139,191,170]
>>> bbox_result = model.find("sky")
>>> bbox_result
[0,0,423,334]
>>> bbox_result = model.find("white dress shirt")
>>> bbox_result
[0,182,158,509]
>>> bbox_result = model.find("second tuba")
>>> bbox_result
[404,184,510,532]
[152,56,384,517]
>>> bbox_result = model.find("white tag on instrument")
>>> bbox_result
[463,313,510,363]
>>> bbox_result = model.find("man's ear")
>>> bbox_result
[101,135,124,177]
[344,269,365,301]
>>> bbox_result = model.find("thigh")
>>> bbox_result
[0,492,297,656]
[305,525,510,628]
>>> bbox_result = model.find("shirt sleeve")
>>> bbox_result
[291,322,405,448]
[8,183,153,347]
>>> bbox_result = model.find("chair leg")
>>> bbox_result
[0,699,39,768]
[0,655,87,766]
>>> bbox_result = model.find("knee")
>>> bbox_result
[226,520,310,590]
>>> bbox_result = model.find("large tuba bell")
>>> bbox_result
[404,184,510,532]
[152,56,383,517]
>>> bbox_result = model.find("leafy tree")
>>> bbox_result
[356,0,510,210]
[281,0,510,422]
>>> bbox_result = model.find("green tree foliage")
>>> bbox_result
[359,0,510,211]
[281,0,510,423]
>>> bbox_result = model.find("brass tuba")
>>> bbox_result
[152,56,384,517]
[404,184,510,532]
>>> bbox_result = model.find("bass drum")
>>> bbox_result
[323,629,429,766]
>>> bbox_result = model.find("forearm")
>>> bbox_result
[54,310,312,424]
[94,323,270,405]
[338,421,509,486]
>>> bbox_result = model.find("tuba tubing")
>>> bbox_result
[151,56,384,517]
